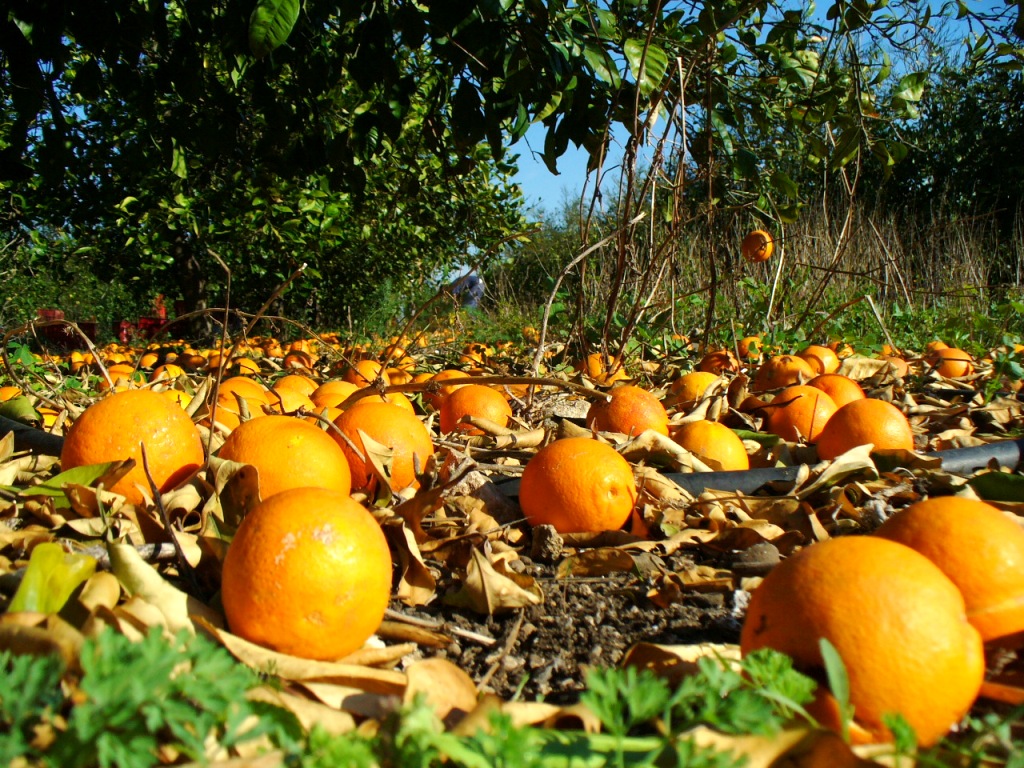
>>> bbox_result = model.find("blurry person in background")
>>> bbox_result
[449,272,486,309]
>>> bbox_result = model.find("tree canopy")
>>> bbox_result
[1,0,1021,330]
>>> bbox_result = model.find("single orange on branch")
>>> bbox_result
[741,536,984,747]
[220,487,393,660]
[519,437,637,534]
[741,229,774,263]
[60,389,205,506]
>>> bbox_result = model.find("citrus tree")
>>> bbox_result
[1,0,1021,332]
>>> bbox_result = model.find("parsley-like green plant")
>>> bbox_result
[0,649,66,764]
[47,627,301,768]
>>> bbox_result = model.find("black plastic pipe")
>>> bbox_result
[3,414,1021,497]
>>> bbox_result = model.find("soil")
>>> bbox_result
[394,546,743,704]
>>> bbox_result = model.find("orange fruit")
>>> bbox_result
[386,368,414,386]
[519,437,637,534]
[423,369,471,410]
[575,352,630,386]
[816,398,914,460]
[351,391,416,414]
[586,385,669,437]
[439,384,513,435]
[741,536,984,746]
[332,402,435,493]
[217,414,351,499]
[925,340,949,353]
[665,371,721,411]
[671,420,749,471]
[265,387,316,415]
[344,359,390,388]
[0,385,23,401]
[60,389,205,505]
[764,385,838,443]
[877,354,910,378]
[737,336,762,360]
[218,376,271,406]
[930,347,975,378]
[751,355,816,392]
[231,357,261,376]
[875,496,1024,643]
[220,487,392,660]
[807,373,865,409]
[150,363,185,382]
[273,373,318,396]
[797,345,840,375]
[697,350,739,375]
[311,380,361,409]
[741,229,774,263]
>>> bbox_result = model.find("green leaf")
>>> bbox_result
[968,471,1024,503]
[249,0,301,59]
[171,140,188,180]
[8,542,97,614]
[21,461,133,509]
[819,637,854,743]
[893,71,928,103]
[770,169,799,200]
[623,39,669,97]
[0,396,41,426]
[584,44,622,88]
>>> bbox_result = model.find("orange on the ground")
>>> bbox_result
[764,385,837,443]
[740,536,984,747]
[671,420,749,471]
[586,385,669,437]
[518,437,637,534]
[332,401,435,493]
[440,384,513,435]
[815,398,914,460]
[875,496,1024,642]
[220,487,392,660]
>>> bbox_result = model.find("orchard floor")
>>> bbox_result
[395,548,740,704]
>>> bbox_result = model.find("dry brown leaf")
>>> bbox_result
[386,522,438,607]
[556,548,637,578]
[198,619,408,693]
[404,657,479,725]
[445,548,543,614]
[248,685,357,735]
[296,680,396,720]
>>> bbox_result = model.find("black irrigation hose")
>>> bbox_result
[2,413,1022,497]
[0,415,65,457]
[663,438,1024,497]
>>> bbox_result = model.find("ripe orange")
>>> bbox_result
[737,336,763,360]
[797,345,840,375]
[925,340,949,353]
[665,371,721,411]
[439,384,513,435]
[265,387,316,415]
[60,389,205,505]
[807,373,865,409]
[273,373,318,396]
[350,390,416,414]
[220,487,392,660]
[423,369,471,411]
[741,536,984,746]
[218,376,271,406]
[764,385,837,443]
[930,347,975,378]
[586,385,669,437]
[311,380,361,409]
[741,229,774,263]
[332,401,435,493]
[231,357,261,376]
[150,363,185,382]
[815,398,914,460]
[671,420,749,471]
[575,352,630,386]
[519,437,637,534]
[697,350,739,375]
[217,414,351,500]
[344,359,391,388]
[0,385,23,401]
[875,496,1024,643]
[751,355,816,392]
[878,354,910,378]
